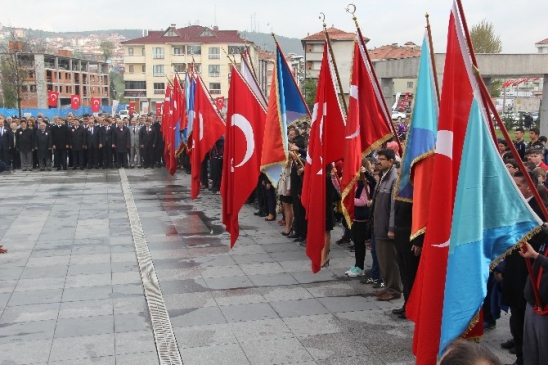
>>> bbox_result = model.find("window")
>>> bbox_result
[125,81,146,89]
[30,85,37,92]
[128,65,134,74]
[407,82,414,89]
[208,47,220,59]
[173,64,186,73]
[173,46,185,55]
[153,65,165,77]
[141,48,145,56]
[164,29,178,37]
[66,86,71,93]
[193,63,201,73]
[208,65,220,77]
[153,47,165,59]
[141,65,146,73]
[209,83,221,94]
[153,82,165,94]
[228,46,245,55]
[128,48,134,55]
[187,45,201,55]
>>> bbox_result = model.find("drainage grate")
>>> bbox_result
[119,169,183,365]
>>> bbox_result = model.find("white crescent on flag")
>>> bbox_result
[231,113,255,168]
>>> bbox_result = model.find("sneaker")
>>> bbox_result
[373,282,385,289]
[364,278,378,285]
[483,321,496,330]
[347,267,364,278]
[345,266,357,276]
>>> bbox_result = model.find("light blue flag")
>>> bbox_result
[439,98,542,353]
[396,33,438,201]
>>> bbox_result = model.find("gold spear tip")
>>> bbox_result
[425,12,430,18]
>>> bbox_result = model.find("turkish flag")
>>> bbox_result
[191,77,225,199]
[47,91,59,107]
[156,104,162,117]
[128,101,136,116]
[300,41,346,273]
[340,37,392,228]
[215,96,225,111]
[70,94,80,110]
[221,66,266,247]
[91,97,101,113]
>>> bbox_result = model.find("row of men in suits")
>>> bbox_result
[0,113,165,171]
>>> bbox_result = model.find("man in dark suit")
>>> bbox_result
[139,119,156,168]
[86,117,100,169]
[152,116,164,167]
[99,117,114,169]
[16,120,35,171]
[69,119,87,170]
[51,116,69,170]
[35,122,52,171]
[0,116,10,169]
[112,119,130,168]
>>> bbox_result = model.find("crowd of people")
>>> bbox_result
[0,111,546,365]
[0,113,165,172]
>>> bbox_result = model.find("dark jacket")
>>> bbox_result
[0,126,10,151]
[86,126,100,149]
[51,124,69,149]
[35,129,52,158]
[373,166,398,240]
[139,126,156,148]
[524,250,548,309]
[99,124,114,146]
[112,126,130,153]
[394,200,424,247]
[69,125,87,151]
[16,128,35,153]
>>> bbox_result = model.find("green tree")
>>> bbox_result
[470,19,502,96]
[302,77,317,111]
[109,70,126,102]
[100,40,115,61]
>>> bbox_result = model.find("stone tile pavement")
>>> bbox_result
[0,168,516,364]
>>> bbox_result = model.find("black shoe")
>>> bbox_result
[299,241,307,248]
[348,245,355,252]
[56,167,61,171]
[287,233,299,239]
[281,231,292,236]
[398,312,407,320]
[392,307,405,315]
[253,211,264,216]
[72,167,77,170]
[501,339,515,350]
[508,347,516,355]
[63,167,68,170]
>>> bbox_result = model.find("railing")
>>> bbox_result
[153,54,165,59]
[124,90,147,97]
[153,89,164,95]
[209,89,221,95]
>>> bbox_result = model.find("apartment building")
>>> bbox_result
[122,24,258,110]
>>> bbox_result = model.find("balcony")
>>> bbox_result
[209,89,221,95]
[124,89,147,97]
[153,89,164,95]
[153,54,165,59]
[124,55,146,64]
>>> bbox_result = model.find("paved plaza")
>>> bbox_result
[0,168,516,364]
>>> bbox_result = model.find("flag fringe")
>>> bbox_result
[409,227,426,242]
[459,310,482,340]
[489,225,543,271]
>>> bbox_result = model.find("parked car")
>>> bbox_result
[391,110,406,120]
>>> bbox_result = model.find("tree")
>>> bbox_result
[100,40,115,61]
[109,70,126,102]
[302,77,317,111]
[470,19,502,53]
[0,42,30,116]
[470,19,502,96]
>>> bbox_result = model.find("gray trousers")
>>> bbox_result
[523,303,548,365]
[376,238,403,296]
[20,151,33,170]
[129,144,140,167]
[38,156,52,170]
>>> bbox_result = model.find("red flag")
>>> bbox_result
[70,94,80,110]
[47,91,59,107]
[215,96,225,111]
[128,101,136,116]
[301,42,346,273]
[406,6,473,364]
[161,85,173,173]
[156,104,162,117]
[340,38,393,226]
[91,97,101,113]
[166,78,184,175]
[191,78,226,199]
[221,66,266,247]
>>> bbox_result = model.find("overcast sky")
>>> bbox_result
[2,0,545,53]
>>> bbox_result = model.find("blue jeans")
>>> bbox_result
[370,234,382,281]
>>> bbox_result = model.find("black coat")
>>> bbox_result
[16,128,35,153]
[69,126,87,151]
[51,124,69,149]
[139,126,157,148]
[86,126,100,148]
[99,124,114,146]
[0,126,10,151]
[112,126,130,153]
[35,130,52,158]
[153,121,164,147]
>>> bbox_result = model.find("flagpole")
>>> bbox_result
[196,74,226,124]
[271,33,312,117]
[243,41,260,81]
[346,4,402,153]
[425,13,440,104]
[321,13,348,115]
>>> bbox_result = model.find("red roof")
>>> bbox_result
[302,27,369,42]
[369,44,421,61]
[121,25,249,45]
[535,38,548,45]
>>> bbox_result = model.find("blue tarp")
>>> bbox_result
[0,105,128,119]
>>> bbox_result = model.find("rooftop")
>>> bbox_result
[369,43,421,61]
[535,38,548,45]
[121,25,249,45]
[301,27,369,43]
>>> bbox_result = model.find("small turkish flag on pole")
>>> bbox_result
[70,94,80,110]
[215,96,225,111]
[128,101,136,115]
[156,104,162,117]
[47,91,59,108]
[91,97,101,113]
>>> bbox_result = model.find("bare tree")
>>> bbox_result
[470,19,503,96]
[100,40,115,61]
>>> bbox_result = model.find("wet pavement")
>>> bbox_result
[0,168,515,364]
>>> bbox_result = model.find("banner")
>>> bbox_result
[47,91,59,108]
[90,97,101,113]
[111,100,119,117]
[70,94,80,110]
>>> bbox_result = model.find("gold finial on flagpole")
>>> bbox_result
[345,4,358,28]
